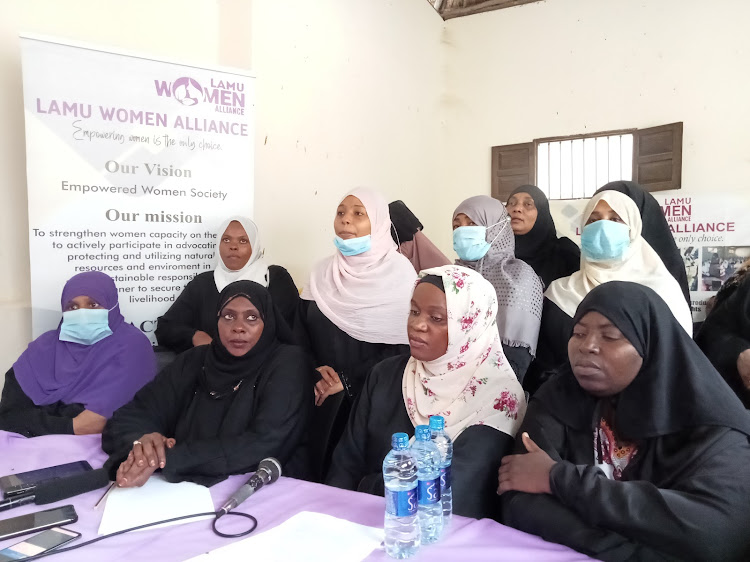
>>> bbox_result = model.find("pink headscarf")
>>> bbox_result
[301,187,418,345]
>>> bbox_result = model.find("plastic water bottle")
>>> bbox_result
[429,416,453,525]
[383,432,420,558]
[411,425,443,543]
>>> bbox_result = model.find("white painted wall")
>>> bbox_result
[442,0,750,228]
[0,0,448,382]
[250,0,448,279]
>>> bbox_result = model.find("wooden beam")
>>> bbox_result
[440,0,544,20]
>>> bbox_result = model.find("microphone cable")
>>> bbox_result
[17,509,258,560]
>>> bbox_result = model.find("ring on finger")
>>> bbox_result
[133,440,143,446]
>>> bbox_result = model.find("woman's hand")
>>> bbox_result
[314,366,344,406]
[116,433,176,488]
[72,410,107,435]
[497,432,556,495]
[737,349,750,389]
[192,331,213,347]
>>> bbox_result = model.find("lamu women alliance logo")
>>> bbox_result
[154,76,246,115]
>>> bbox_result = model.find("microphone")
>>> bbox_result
[219,458,281,515]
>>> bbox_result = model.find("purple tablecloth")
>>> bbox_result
[0,431,591,561]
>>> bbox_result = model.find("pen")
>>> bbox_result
[94,482,116,510]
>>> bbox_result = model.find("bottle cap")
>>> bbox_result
[391,432,409,450]
[415,425,431,441]
[429,416,445,431]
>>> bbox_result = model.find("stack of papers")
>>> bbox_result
[186,511,383,562]
[98,475,215,535]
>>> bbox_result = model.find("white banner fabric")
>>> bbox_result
[20,35,254,343]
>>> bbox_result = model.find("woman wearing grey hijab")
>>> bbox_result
[452,195,543,381]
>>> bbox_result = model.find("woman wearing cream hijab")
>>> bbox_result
[155,217,300,353]
[526,190,692,393]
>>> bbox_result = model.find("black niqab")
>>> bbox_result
[595,181,690,303]
[508,185,580,287]
[535,281,750,440]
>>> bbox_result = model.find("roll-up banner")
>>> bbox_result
[550,192,750,322]
[20,34,254,343]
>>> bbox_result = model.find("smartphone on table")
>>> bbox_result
[0,527,80,561]
[0,506,78,542]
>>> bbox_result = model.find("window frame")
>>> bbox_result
[490,122,683,202]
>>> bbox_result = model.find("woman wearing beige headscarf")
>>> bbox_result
[527,190,692,393]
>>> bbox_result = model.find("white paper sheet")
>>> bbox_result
[98,475,215,535]
[185,511,383,562]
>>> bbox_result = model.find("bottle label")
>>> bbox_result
[440,465,452,491]
[386,487,418,517]
[417,477,441,505]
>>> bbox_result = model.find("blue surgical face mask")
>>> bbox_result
[580,220,631,262]
[453,218,509,262]
[59,307,113,345]
[334,234,372,256]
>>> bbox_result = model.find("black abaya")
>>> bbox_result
[155,265,300,353]
[696,275,750,407]
[502,282,750,561]
[327,355,513,520]
[508,185,580,288]
[523,297,573,395]
[301,300,408,400]
[0,369,82,436]
[104,281,314,486]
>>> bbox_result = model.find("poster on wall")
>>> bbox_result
[20,34,254,343]
[550,192,750,323]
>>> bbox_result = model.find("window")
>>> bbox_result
[490,122,683,201]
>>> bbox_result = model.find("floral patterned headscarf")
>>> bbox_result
[402,265,526,440]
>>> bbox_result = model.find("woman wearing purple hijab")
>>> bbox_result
[0,272,156,437]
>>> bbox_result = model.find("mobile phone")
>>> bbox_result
[0,462,92,499]
[0,527,80,561]
[0,506,78,542]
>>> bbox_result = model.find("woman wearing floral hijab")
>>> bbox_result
[327,265,526,519]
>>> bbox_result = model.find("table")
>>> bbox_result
[0,431,591,561]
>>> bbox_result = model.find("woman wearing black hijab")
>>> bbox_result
[103,281,314,487]
[499,281,750,561]
[697,272,750,408]
[388,200,450,273]
[594,181,690,303]
[506,185,580,287]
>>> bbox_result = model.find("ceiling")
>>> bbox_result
[428,0,544,20]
